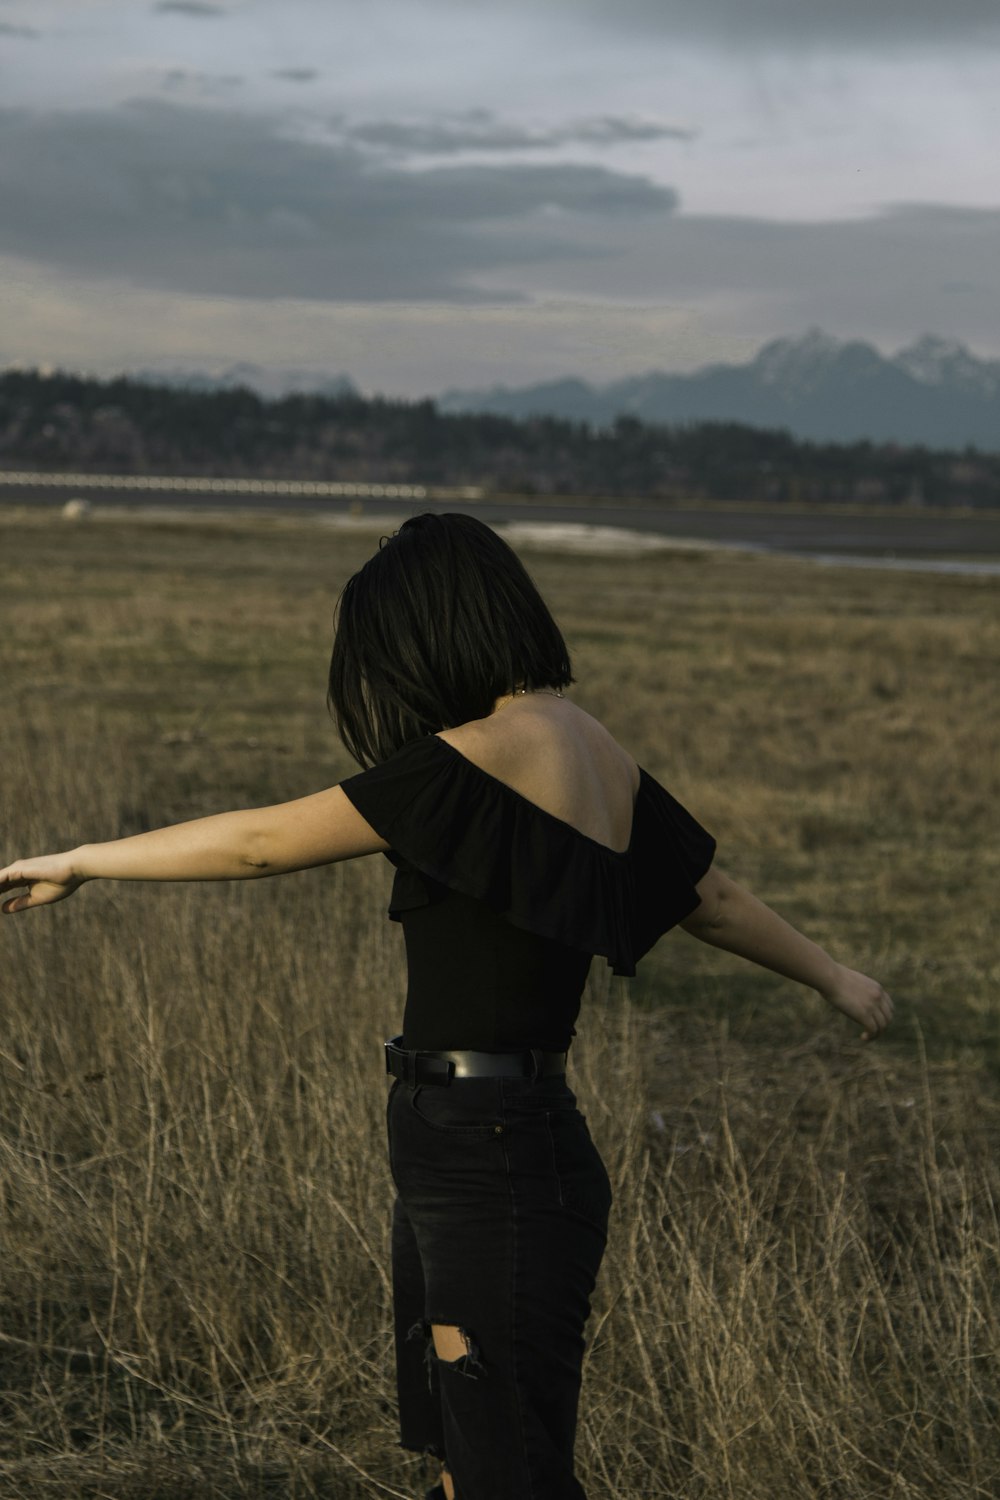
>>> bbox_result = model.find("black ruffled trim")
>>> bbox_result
[339,734,715,976]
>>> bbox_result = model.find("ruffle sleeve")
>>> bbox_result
[338,734,715,977]
[626,773,717,970]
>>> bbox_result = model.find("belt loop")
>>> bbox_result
[528,1048,540,1083]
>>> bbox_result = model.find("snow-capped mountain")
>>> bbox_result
[892,336,1000,399]
[437,330,1000,449]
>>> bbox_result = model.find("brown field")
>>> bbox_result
[1,505,998,1499]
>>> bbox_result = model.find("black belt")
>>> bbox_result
[385,1035,567,1087]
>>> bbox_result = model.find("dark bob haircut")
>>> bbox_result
[328,512,575,767]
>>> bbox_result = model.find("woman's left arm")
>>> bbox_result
[0,786,389,914]
[680,865,894,1042]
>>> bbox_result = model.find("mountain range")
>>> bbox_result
[123,331,1000,452]
[436,330,1000,450]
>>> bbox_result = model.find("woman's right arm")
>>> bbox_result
[0,785,389,914]
[679,865,894,1042]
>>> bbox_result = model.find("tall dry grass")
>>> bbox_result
[1,506,997,1498]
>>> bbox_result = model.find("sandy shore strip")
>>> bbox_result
[493,520,735,556]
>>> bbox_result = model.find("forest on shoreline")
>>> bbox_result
[2,365,999,507]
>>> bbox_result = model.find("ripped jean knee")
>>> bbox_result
[407,1319,487,1388]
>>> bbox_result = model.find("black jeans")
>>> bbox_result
[387,1071,613,1500]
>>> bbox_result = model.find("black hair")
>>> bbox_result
[328,512,575,766]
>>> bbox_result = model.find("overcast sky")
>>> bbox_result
[2,0,999,394]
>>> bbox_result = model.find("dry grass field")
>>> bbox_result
[1,505,997,1500]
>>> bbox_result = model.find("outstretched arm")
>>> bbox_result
[679,865,893,1042]
[0,786,390,914]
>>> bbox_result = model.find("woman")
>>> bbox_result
[1,512,892,1500]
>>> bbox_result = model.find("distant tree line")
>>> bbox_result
[1,366,998,507]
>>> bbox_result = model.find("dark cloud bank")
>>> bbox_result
[0,99,677,302]
[0,97,996,352]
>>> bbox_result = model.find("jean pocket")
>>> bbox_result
[409,1085,505,1138]
[545,1109,613,1233]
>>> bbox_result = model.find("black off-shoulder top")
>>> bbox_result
[339,733,716,1052]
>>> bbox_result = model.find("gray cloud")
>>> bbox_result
[0,99,677,303]
[455,0,1000,50]
[570,116,695,145]
[160,68,245,95]
[344,110,695,155]
[493,201,1000,355]
[0,20,39,36]
[152,2,227,16]
[270,68,320,83]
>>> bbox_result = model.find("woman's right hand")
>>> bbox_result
[818,965,894,1042]
[0,854,85,914]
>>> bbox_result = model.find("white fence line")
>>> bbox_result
[0,471,485,501]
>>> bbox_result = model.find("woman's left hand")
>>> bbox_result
[818,965,894,1042]
[0,854,85,914]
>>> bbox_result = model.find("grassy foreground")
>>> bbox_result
[1,506,997,1500]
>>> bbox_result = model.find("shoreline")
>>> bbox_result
[5,501,1000,576]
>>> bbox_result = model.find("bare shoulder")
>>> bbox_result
[436,697,640,849]
[439,697,635,778]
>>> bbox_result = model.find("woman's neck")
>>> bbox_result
[491,686,566,714]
